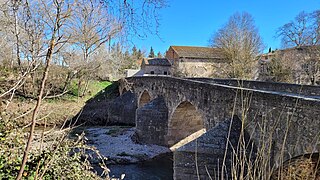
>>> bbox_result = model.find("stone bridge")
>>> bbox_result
[119,76,320,179]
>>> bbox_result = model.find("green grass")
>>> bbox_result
[93,81,112,90]
[65,80,113,101]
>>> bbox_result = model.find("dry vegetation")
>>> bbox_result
[0,0,166,178]
[215,89,320,180]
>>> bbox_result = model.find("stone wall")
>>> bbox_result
[123,76,320,162]
[189,78,320,97]
[144,65,171,75]
[167,101,204,146]
[174,61,213,77]
[172,60,228,78]
[135,97,168,146]
[120,76,320,179]
[174,117,255,180]
[165,47,228,78]
[107,91,137,125]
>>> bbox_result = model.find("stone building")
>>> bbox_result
[165,46,227,77]
[257,45,320,85]
[124,57,172,77]
[140,58,172,76]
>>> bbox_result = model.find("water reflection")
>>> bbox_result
[108,153,173,180]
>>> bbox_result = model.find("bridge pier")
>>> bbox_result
[135,97,169,146]
[173,116,256,180]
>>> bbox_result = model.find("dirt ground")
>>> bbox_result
[1,97,85,127]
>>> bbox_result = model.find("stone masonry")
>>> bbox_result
[119,76,320,179]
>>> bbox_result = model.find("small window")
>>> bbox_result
[164,71,167,75]
[150,71,155,74]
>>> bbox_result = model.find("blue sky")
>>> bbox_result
[132,0,320,54]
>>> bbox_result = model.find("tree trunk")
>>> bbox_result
[16,27,57,180]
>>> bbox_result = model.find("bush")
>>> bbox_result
[0,112,108,179]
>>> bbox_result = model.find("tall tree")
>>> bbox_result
[132,45,138,56]
[274,10,320,85]
[0,0,167,178]
[209,12,264,79]
[148,46,155,58]
[157,51,163,58]
[17,0,73,178]
[69,0,121,63]
[137,49,143,59]
[67,0,122,96]
[277,10,320,48]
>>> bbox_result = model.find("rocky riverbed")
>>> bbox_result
[73,126,171,164]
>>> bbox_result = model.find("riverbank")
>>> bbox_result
[72,126,171,164]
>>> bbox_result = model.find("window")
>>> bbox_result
[164,71,167,75]
[150,71,154,74]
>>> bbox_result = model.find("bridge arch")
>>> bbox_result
[167,101,205,146]
[138,90,151,108]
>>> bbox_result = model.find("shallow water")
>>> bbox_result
[108,153,173,180]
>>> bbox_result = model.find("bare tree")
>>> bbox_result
[274,10,320,85]
[0,0,167,177]
[69,0,121,63]
[277,10,320,48]
[264,46,320,85]
[102,0,167,39]
[0,0,16,67]
[209,12,264,79]
[16,0,73,178]
[66,0,122,96]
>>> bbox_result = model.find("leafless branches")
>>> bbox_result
[277,10,320,48]
[210,12,264,79]
[16,0,73,178]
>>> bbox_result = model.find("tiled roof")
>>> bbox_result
[261,45,320,56]
[144,58,171,66]
[279,45,320,52]
[170,46,225,59]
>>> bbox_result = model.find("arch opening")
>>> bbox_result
[138,90,151,108]
[167,101,205,146]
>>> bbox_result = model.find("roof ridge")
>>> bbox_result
[169,45,224,59]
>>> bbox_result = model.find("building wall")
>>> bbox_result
[258,48,320,85]
[166,47,228,78]
[125,69,144,77]
[165,47,179,61]
[174,60,228,78]
[144,65,171,75]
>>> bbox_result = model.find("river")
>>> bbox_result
[107,153,173,180]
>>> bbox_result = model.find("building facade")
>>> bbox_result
[140,58,172,76]
[257,46,320,85]
[165,46,227,77]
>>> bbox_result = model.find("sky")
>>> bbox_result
[132,0,320,54]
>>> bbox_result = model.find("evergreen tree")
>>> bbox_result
[137,49,143,59]
[132,45,138,56]
[148,47,155,58]
[157,51,163,58]
[124,50,130,57]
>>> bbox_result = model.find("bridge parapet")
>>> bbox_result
[189,78,320,97]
